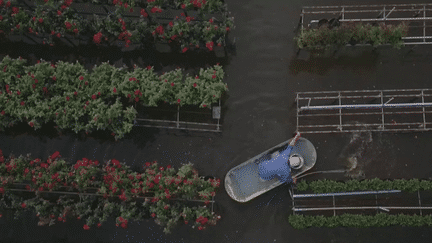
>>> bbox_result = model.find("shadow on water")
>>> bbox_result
[288,48,380,76]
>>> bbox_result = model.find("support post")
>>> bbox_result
[424,5,426,43]
[339,92,342,132]
[177,105,180,128]
[381,91,385,130]
[422,90,426,129]
[418,190,422,216]
[333,195,336,216]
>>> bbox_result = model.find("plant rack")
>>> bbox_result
[295,88,432,133]
[298,3,432,46]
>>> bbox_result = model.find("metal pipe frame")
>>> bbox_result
[293,190,401,198]
[133,99,222,132]
[300,3,432,46]
[292,206,432,212]
[296,89,432,133]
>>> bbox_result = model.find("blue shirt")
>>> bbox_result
[258,146,294,184]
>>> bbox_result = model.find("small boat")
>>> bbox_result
[224,133,317,202]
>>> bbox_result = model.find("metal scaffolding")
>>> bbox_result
[296,89,432,133]
[291,188,429,217]
[299,3,432,46]
[133,100,222,132]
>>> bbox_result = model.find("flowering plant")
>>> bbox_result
[295,22,408,50]
[0,149,222,233]
[0,56,226,139]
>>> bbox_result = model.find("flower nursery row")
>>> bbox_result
[0,55,228,139]
[0,0,235,50]
[295,22,408,50]
[0,149,222,233]
[295,178,432,194]
[289,213,432,229]
[26,0,227,13]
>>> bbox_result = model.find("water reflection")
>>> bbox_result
[289,49,380,76]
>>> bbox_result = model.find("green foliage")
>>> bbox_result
[0,56,227,139]
[295,22,408,50]
[296,178,432,193]
[289,213,432,229]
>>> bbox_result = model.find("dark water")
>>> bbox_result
[2,0,432,242]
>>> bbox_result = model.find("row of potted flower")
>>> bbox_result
[295,22,408,50]
[0,55,228,139]
[0,149,222,233]
[0,0,235,49]
[289,213,432,229]
[296,178,432,193]
[29,0,227,13]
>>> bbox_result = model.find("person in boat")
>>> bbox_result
[258,132,301,184]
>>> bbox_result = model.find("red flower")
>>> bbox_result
[167,165,172,169]
[212,74,216,79]
[92,94,96,100]
[52,76,56,81]
[155,25,164,35]
[16,24,20,29]
[0,187,4,195]
[97,223,102,228]
[186,16,191,22]
[164,205,169,210]
[177,99,181,104]
[57,10,62,16]
[121,222,127,228]
[184,220,188,224]
[61,4,67,10]
[20,101,25,106]
[134,97,139,102]
[83,224,90,230]
[209,18,213,23]
[226,27,230,32]
[39,18,43,23]
[73,28,78,34]
[182,47,188,53]
[56,33,61,38]
[79,76,84,81]
[193,83,197,87]
[147,66,152,70]
[206,41,214,51]
[58,217,63,221]
[113,87,117,93]
[21,203,26,208]
[181,4,186,8]
[74,91,78,96]
[29,122,34,127]
[145,162,151,167]
[195,76,199,79]
[151,213,156,218]
[16,90,21,95]
[66,96,70,101]
[51,151,60,160]
[5,1,10,8]
[198,226,203,230]
[140,8,148,17]
[98,92,101,96]
[127,94,131,98]
[169,21,173,27]
[170,82,174,87]
[65,22,72,29]
[159,166,164,171]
